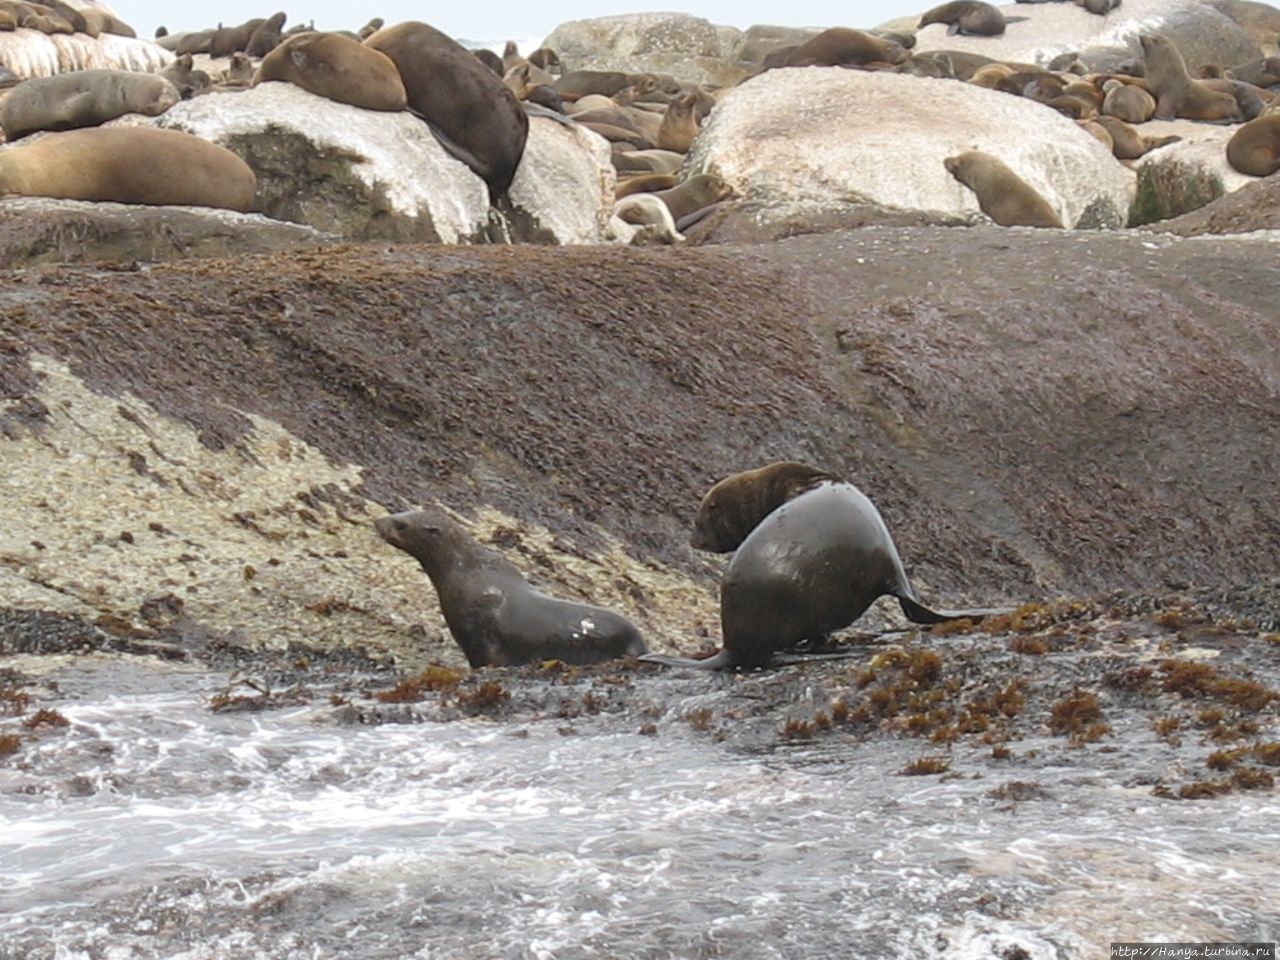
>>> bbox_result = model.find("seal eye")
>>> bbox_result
[393,519,408,532]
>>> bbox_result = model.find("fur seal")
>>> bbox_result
[374,508,647,668]
[474,48,504,75]
[773,27,910,68]
[656,90,700,153]
[366,21,529,200]
[1101,77,1156,122]
[919,1,1007,37]
[255,32,407,112]
[1226,112,1280,176]
[553,70,634,100]
[616,172,680,198]
[0,126,257,210]
[646,463,1006,670]
[612,193,685,244]
[944,151,1063,228]
[1094,115,1180,159]
[0,69,179,141]
[245,11,286,58]
[654,174,734,231]
[161,53,211,99]
[1140,33,1241,123]
[210,17,265,58]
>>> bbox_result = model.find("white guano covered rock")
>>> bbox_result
[151,82,491,243]
[543,13,751,86]
[689,67,1135,229]
[0,29,172,78]
[507,114,616,245]
[910,0,1261,72]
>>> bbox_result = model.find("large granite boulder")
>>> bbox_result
[910,0,1262,73]
[542,13,752,86]
[0,29,170,79]
[142,83,615,245]
[0,197,333,267]
[688,67,1135,229]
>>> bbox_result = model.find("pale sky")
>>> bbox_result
[108,1,925,46]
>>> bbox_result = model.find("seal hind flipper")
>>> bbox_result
[897,595,1013,624]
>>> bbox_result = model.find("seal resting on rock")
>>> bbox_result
[944,151,1063,228]
[1140,33,1241,123]
[375,508,648,668]
[365,20,529,200]
[644,462,1007,670]
[254,32,408,111]
[0,126,256,209]
[919,1,1007,37]
[0,69,179,140]
[1226,112,1280,176]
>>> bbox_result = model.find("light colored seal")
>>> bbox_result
[653,174,734,231]
[366,21,529,200]
[644,463,1007,670]
[1094,115,1181,160]
[374,508,647,668]
[944,151,1063,228]
[1101,78,1156,123]
[772,27,910,68]
[656,90,701,153]
[0,126,257,210]
[0,69,179,141]
[1226,112,1280,176]
[1140,33,1241,123]
[254,32,408,112]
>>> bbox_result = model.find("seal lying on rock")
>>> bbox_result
[944,151,1063,228]
[375,508,648,668]
[643,462,1007,670]
[0,69,179,140]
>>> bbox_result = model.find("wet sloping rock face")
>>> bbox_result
[1,230,1278,663]
[688,68,1134,229]
[543,13,751,86]
[911,0,1261,71]
[0,197,334,267]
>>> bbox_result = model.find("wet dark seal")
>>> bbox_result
[645,464,1007,670]
[375,508,647,668]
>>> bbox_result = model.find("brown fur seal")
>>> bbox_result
[245,11,286,58]
[474,48,504,75]
[552,70,634,100]
[945,151,1062,228]
[0,126,256,210]
[1094,115,1180,159]
[357,17,383,41]
[654,174,734,231]
[255,32,407,112]
[0,69,179,141]
[210,17,265,58]
[616,172,680,198]
[656,90,700,153]
[161,53,211,99]
[366,21,529,200]
[1226,113,1280,176]
[774,27,909,68]
[645,465,1006,670]
[1101,77,1156,122]
[1140,33,1241,123]
[374,508,647,668]
[528,47,560,71]
[919,1,1007,37]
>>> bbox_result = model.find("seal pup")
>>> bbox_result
[944,151,1063,228]
[1140,33,1241,123]
[1226,112,1280,176]
[366,20,529,200]
[0,69,179,140]
[374,508,647,668]
[919,1,1007,36]
[644,462,1007,670]
[1094,115,1180,159]
[653,174,734,231]
[1101,77,1156,122]
[0,126,256,210]
[254,32,408,112]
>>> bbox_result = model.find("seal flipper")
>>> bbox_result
[897,594,1013,624]
[639,648,736,670]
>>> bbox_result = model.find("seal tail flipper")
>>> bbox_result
[639,648,735,670]
[897,595,1014,624]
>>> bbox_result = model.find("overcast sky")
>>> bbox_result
[109,1,924,46]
